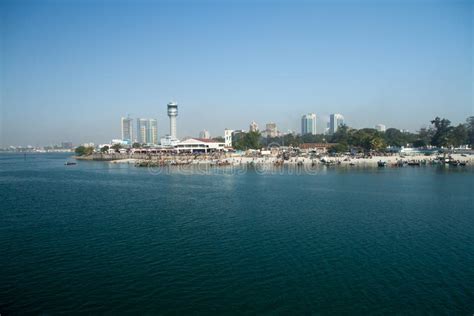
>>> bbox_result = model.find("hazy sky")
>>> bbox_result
[1,0,473,146]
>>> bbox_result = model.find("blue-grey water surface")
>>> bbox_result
[1,153,473,314]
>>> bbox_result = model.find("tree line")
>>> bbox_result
[232,116,474,152]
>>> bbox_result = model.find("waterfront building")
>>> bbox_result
[224,129,234,147]
[137,118,158,145]
[249,121,259,132]
[265,122,278,138]
[121,116,134,143]
[375,124,386,132]
[167,101,178,139]
[329,114,344,134]
[175,138,225,153]
[199,130,211,139]
[160,135,180,147]
[301,113,317,135]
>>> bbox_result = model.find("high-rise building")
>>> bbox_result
[301,113,317,135]
[121,117,133,143]
[199,130,211,139]
[329,114,345,134]
[375,124,386,132]
[137,118,158,145]
[249,121,259,132]
[224,129,234,147]
[167,101,178,139]
[149,119,158,144]
[265,122,277,138]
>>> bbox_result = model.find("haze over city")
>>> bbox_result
[1,0,472,146]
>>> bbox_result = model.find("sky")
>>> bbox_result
[1,0,473,146]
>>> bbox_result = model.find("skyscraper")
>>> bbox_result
[301,113,317,135]
[121,116,133,143]
[329,114,345,135]
[249,121,259,132]
[149,119,158,144]
[167,101,178,139]
[137,118,158,145]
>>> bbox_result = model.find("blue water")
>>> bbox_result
[1,153,473,314]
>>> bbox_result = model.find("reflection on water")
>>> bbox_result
[0,153,473,314]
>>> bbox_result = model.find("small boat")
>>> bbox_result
[65,162,77,166]
[448,160,459,167]
[377,160,387,167]
[407,161,421,166]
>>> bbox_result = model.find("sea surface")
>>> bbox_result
[1,153,473,314]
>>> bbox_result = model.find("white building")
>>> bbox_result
[249,121,259,132]
[199,130,211,139]
[329,114,344,134]
[111,139,128,146]
[167,101,178,139]
[175,138,225,153]
[375,124,386,132]
[265,122,278,138]
[160,135,180,147]
[224,129,234,147]
[301,113,317,135]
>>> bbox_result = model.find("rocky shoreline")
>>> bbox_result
[97,153,473,168]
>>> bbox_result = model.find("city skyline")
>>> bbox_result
[2,0,472,147]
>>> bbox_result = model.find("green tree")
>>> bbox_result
[100,145,109,153]
[75,146,94,156]
[234,131,262,150]
[111,143,122,152]
[466,116,474,145]
[369,136,386,151]
[283,133,302,147]
[244,131,262,149]
[329,143,349,153]
[350,128,386,152]
[330,124,350,144]
[449,124,468,147]
[384,128,405,147]
[132,142,141,148]
[430,117,452,147]
[412,127,433,148]
[301,133,326,144]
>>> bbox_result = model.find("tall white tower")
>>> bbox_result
[167,101,178,139]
